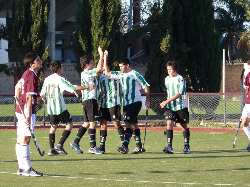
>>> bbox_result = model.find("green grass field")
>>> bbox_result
[0,128,250,187]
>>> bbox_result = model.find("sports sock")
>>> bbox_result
[183,128,190,145]
[17,144,32,170]
[166,129,173,147]
[100,130,107,149]
[243,126,250,141]
[49,133,55,149]
[117,126,125,143]
[58,130,71,146]
[74,126,87,145]
[134,128,142,148]
[88,128,96,148]
[123,128,133,148]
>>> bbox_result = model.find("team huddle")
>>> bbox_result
[14,48,191,177]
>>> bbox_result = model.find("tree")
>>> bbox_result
[30,0,49,57]
[75,0,92,55]
[90,0,121,62]
[163,0,221,92]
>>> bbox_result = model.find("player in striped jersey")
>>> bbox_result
[160,61,191,154]
[104,58,150,154]
[70,47,103,155]
[40,61,84,156]
[97,50,125,153]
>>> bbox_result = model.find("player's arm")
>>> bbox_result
[25,94,33,124]
[96,46,104,74]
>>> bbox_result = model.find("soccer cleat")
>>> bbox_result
[117,145,129,154]
[70,142,83,154]
[17,168,43,177]
[246,143,250,152]
[55,144,67,155]
[162,145,174,154]
[99,146,105,154]
[183,144,191,154]
[131,147,146,154]
[47,148,59,156]
[88,147,103,154]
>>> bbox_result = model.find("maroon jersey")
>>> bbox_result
[15,68,39,114]
[244,72,250,104]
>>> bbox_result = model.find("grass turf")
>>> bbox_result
[0,128,250,187]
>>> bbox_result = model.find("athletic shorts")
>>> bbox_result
[99,105,121,122]
[164,108,189,124]
[15,112,36,137]
[82,99,99,122]
[241,104,250,118]
[49,110,72,126]
[123,101,142,124]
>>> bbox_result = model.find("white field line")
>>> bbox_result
[0,171,242,186]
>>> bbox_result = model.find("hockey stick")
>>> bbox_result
[14,97,45,156]
[142,109,148,149]
[232,120,241,148]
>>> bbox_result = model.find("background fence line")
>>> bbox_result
[0,92,243,126]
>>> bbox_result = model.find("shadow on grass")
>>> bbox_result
[148,167,250,174]
[0,150,249,163]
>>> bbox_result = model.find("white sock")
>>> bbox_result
[19,144,32,170]
[243,126,250,141]
[15,143,22,169]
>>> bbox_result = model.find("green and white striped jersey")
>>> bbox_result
[40,73,76,115]
[164,74,187,111]
[110,70,150,106]
[81,68,98,101]
[99,74,122,108]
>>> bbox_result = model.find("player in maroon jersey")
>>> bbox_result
[14,52,43,177]
[240,63,250,152]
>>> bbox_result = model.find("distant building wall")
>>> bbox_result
[0,72,13,94]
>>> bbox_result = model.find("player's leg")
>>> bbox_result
[87,99,102,154]
[110,105,125,146]
[177,108,191,154]
[55,111,73,155]
[16,113,42,177]
[163,109,175,154]
[70,101,90,154]
[241,104,250,151]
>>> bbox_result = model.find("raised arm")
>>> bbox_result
[96,46,104,74]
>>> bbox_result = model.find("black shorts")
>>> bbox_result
[99,105,122,122]
[164,108,189,124]
[123,101,142,124]
[49,110,72,126]
[82,99,99,122]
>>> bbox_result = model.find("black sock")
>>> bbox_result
[123,128,133,148]
[183,128,190,145]
[100,130,107,149]
[134,128,142,148]
[117,126,125,143]
[166,130,173,147]
[74,126,87,145]
[58,130,71,146]
[49,133,55,149]
[88,128,96,148]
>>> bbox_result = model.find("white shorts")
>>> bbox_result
[15,112,36,138]
[241,104,250,118]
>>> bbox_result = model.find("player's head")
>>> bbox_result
[80,55,94,70]
[23,51,43,70]
[118,58,130,73]
[50,61,62,74]
[166,60,177,77]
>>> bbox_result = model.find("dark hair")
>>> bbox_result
[50,61,61,73]
[23,51,40,68]
[166,60,177,71]
[118,58,130,65]
[80,55,93,70]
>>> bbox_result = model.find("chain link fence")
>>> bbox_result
[0,93,242,126]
